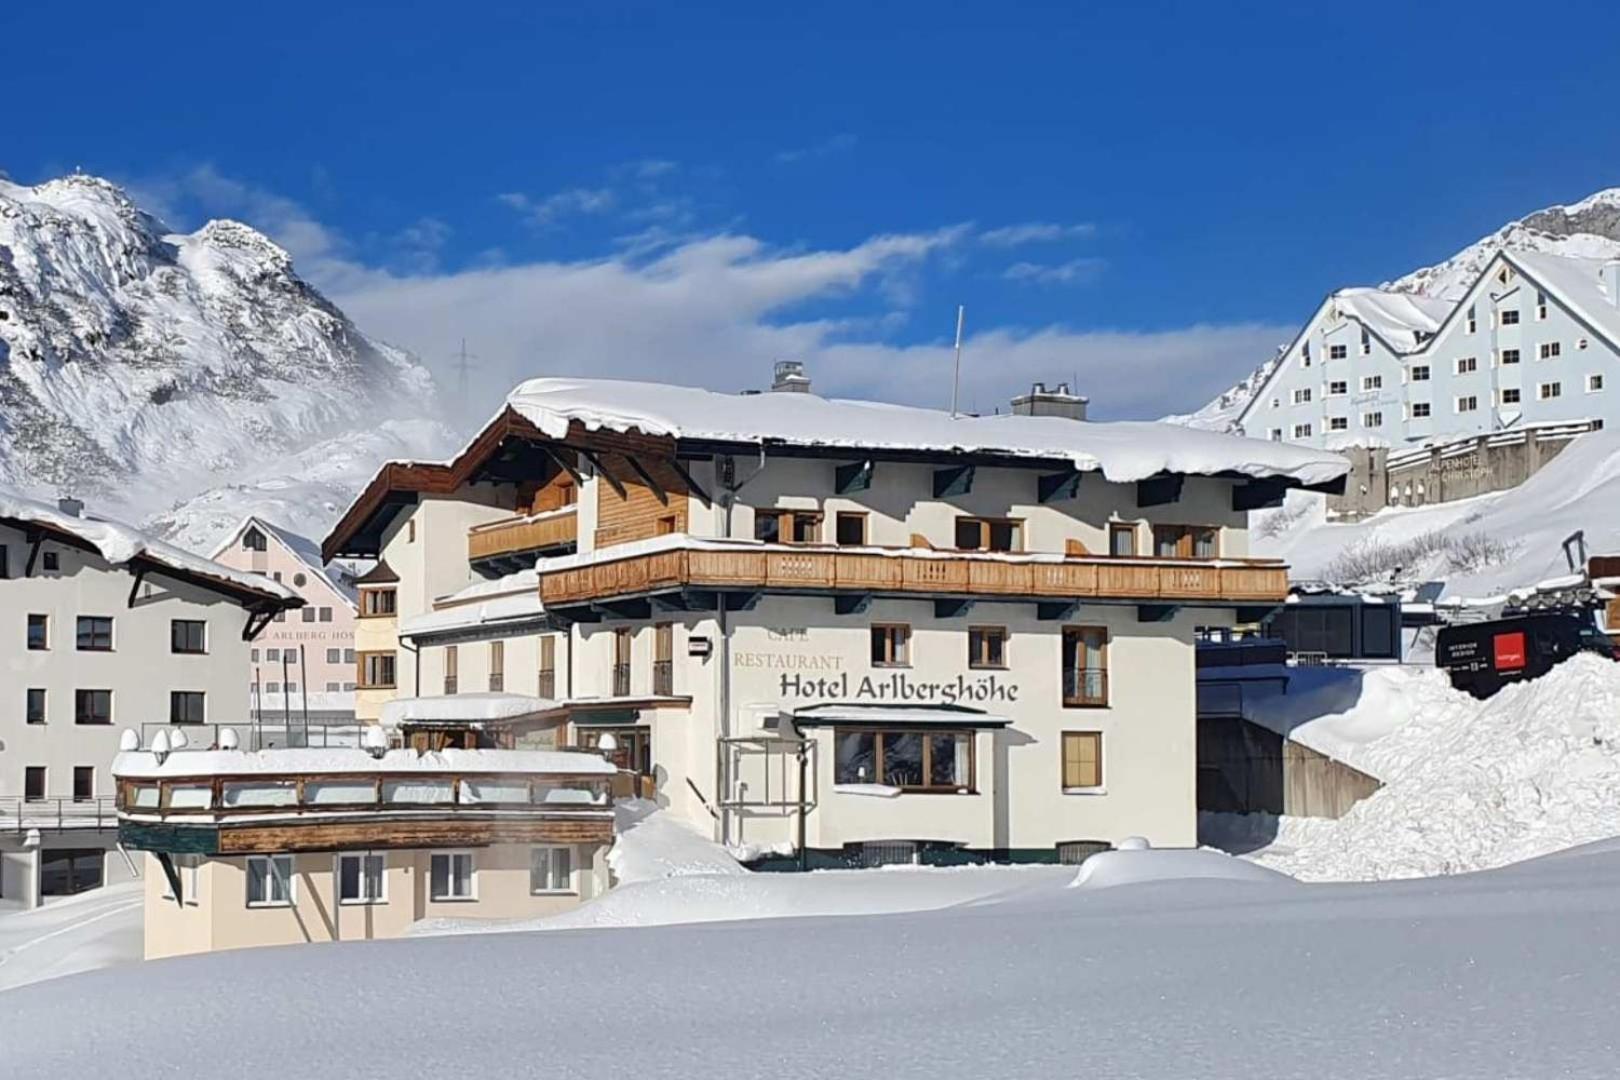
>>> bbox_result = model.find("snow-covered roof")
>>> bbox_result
[379,693,560,727]
[0,487,297,605]
[211,515,359,608]
[112,745,613,779]
[1507,252,1620,351]
[505,378,1349,487]
[399,570,545,638]
[1329,289,1452,354]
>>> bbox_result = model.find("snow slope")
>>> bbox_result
[0,882,142,993]
[1253,424,1620,599]
[9,845,1620,1078]
[0,173,457,552]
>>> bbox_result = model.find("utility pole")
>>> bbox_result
[450,339,477,419]
[950,305,966,418]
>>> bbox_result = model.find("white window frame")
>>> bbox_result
[1539,341,1561,360]
[1501,387,1521,405]
[1327,380,1348,396]
[1410,365,1430,382]
[1328,416,1348,432]
[335,851,388,906]
[1292,387,1312,405]
[1455,357,1477,375]
[429,850,477,902]
[530,846,576,895]
[1538,382,1562,401]
[1536,291,1549,320]
[245,854,295,908]
[1362,412,1383,428]
[1588,374,1605,394]
[1292,423,1312,439]
[1500,348,1520,365]
[1268,428,1283,441]
[1328,343,1348,360]
[1361,375,1382,391]
[1456,395,1478,414]
[1412,402,1432,419]
[1360,329,1371,356]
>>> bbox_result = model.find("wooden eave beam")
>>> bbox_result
[578,448,626,499]
[933,465,975,498]
[835,460,874,495]
[622,454,670,505]
[667,458,712,508]
[1136,474,1185,507]
[1038,469,1082,504]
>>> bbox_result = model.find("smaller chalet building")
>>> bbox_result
[1,490,299,904]
[324,374,1348,865]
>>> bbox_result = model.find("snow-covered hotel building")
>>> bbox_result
[0,491,299,904]
[1238,252,1620,450]
[322,375,1346,865]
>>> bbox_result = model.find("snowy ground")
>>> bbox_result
[0,882,142,993]
[7,844,1620,1078]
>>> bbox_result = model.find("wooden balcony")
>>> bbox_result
[540,542,1289,610]
[468,507,578,565]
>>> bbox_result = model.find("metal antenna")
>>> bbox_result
[950,305,965,417]
[451,339,477,418]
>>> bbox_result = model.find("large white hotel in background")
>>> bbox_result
[1238,251,1620,448]
[322,367,1346,866]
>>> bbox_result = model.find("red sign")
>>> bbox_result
[1493,632,1527,671]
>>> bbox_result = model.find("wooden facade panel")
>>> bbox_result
[966,560,1033,595]
[1031,562,1098,596]
[766,551,836,588]
[1158,565,1223,600]
[902,558,969,593]
[595,454,689,549]
[215,817,614,854]
[468,508,579,561]
[1097,563,1162,598]
[689,550,769,585]
[833,553,904,591]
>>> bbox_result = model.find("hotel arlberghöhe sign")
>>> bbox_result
[735,641,1019,705]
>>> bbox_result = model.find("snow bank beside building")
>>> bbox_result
[1254,655,1620,881]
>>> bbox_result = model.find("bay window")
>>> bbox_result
[834,729,974,792]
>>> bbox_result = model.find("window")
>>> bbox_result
[1152,525,1218,559]
[1292,388,1312,404]
[1361,375,1382,391]
[1540,342,1561,360]
[41,550,59,572]
[968,626,1007,669]
[246,854,295,907]
[285,651,298,666]
[1456,395,1478,413]
[170,691,206,725]
[1501,388,1521,405]
[1412,402,1432,419]
[1329,343,1348,360]
[1410,365,1430,381]
[1062,627,1108,707]
[1268,429,1283,441]
[955,517,1022,552]
[1501,348,1520,365]
[489,640,505,692]
[1292,423,1313,439]
[25,767,46,802]
[1539,382,1562,401]
[319,607,332,623]
[835,512,867,546]
[871,624,911,667]
[1362,412,1383,428]
[1328,416,1348,431]
[1327,380,1348,396]
[1536,290,1548,320]
[326,682,341,692]
[1500,309,1520,326]
[1361,328,1372,356]
[407,519,417,543]
[243,527,267,552]
[251,648,260,662]
[266,682,281,693]
[337,853,386,905]
[1456,356,1477,375]
[1108,523,1137,557]
[27,614,48,650]
[0,544,8,579]
[326,648,341,663]
[654,623,674,696]
[834,729,973,791]
[1589,374,1605,393]
[443,645,459,695]
[360,588,396,617]
[654,514,678,536]
[1466,305,1477,334]
[301,607,316,623]
[26,688,46,725]
[1300,342,1311,368]
[73,766,95,802]
[266,648,281,662]
[530,847,574,894]
[274,611,285,623]
[1061,731,1103,791]
[429,852,475,901]
[344,648,356,664]
[360,652,397,689]
[76,616,113,651]
[613,628,633,696]
[285,682,298,694]
[754,509,822,544]
[75,690,112,725]
[170,620,206,654]
[539,636,557,699]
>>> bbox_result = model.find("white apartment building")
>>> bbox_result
[1,491,299,904]
[323,375,1345,866]
[1239,252,1620,449]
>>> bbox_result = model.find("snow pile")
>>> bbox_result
[1241,664,1448,775]
[1070,848,1293,890]
[505,376,1349,486]
[1256,655,1620,881]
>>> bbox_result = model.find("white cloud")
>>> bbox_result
[496,187,616,227]
[1003,257,1108,286]
[774,133,858,164]
[979,222,1096,247]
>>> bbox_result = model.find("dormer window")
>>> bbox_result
[1536,290,1548,320]
[1329,344,1348,360]
[1361,328,1371,355]
[1466,305,1476,334]
[243,527,267,552]
[1301,342,1311,368]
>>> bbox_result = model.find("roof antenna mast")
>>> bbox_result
[950,304,966,418]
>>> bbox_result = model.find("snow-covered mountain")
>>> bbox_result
[0,173,456,549]
[1169,187,1620,431]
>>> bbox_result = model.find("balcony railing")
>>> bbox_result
[653,659,674,697]
[612,662,632,697]
[1062,668,1109,708]
[541,542,1289,608]
[1,797,118,833]
[468,507,578,562]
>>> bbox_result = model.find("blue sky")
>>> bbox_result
[6,0,1620,420]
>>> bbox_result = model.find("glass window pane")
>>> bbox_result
[988,521,1017,552]
[222,782,298,808]
[382,779,455,804]
[460,780,530,804]
[930,734,967,787]
[754,513,780,542]
[883,733,924,787]
[339,856,360,900]
[835,731,877,783]
[305,781,376,805]
[431,855,449,898]
[552,847,572,890]
[955,518,982,549]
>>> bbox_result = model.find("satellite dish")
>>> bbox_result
[219,729,240,750]
[118,729,141,752]
[151,729,172,763]
[169,728,190,750]
[363,725,389,758]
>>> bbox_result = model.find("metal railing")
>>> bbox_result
[139,722,367,751]
[612,662,632,697]
[1062,668,1109,707]
[1,797,118,833]
[653,659,674,696]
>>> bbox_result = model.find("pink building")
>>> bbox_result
[211,517,359,718]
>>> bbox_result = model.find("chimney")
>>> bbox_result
[1010,381,1088,421]
[770,360,812,393]
[57,496,84,518]
[1602,261,1620,308]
